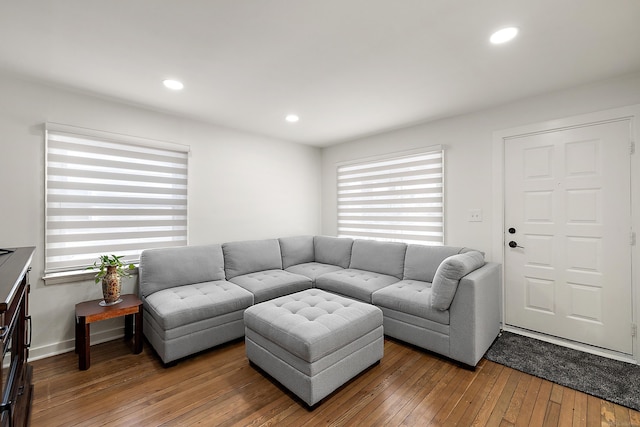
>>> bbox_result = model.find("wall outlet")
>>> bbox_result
[468,209,482,222]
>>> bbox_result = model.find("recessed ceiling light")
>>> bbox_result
[490,27,519,44]
[285,114,300,123]
[163,79,184,90]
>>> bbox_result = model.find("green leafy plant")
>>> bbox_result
[87,254,136,284]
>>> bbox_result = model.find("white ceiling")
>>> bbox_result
[2,1,640,147]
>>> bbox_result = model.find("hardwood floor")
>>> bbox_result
[31,337,640,426]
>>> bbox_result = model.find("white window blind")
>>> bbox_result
[45,126,189,274]
[337,149,444,245]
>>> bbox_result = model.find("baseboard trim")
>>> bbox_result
[28,327,125,362]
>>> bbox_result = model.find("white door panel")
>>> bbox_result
[504,120,632,354]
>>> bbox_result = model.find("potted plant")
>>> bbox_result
[88,255,135,306]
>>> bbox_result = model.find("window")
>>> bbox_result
[337,148,444,245]
[44,124,189,275]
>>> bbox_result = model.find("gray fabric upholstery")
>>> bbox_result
[244,289,383,362]
[139,237,501,369]
[246,334,383,406]
[313,236,353,268]
[380,309,451,359]
[403,244,464,282]
[245,327,382,377]
[144,280,254,330]
[279,235,315,269]
[145,308,244,341]
[431,251,485,310]
[139,244,226,298]
[377,305,449,335]
[285,262,344,283]
[230,269,312,303]
[348,240,407,279]
[372,279,449,325]
[315,268,399,303]
[223,239,283,279]
[144,309,246,363]
[244,289,384,406]
[449,262,502,367]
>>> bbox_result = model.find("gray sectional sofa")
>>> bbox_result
[138,235,501,367]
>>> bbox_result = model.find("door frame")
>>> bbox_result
[492,104,640,363]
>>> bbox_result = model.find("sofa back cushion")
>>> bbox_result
[279,236,315,269]
[223,239,283,279]
[403,245,465,282]
[139,244,226,298]
[314,236,354,268]
[349,240,407,279]
[431,250,485,310]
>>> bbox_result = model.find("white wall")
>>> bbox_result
[4,69,640,361]
[321,72,640,261]
[0,71,322,359]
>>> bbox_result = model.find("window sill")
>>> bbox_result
[43,267,138,285]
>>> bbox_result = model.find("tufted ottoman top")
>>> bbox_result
[244,289,382,363]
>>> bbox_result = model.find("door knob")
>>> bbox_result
[508,241,524,249]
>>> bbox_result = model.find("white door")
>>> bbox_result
[504,119,633,355]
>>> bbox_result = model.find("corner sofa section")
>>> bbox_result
[139,235,501,367]
[223,238,313,303]
[138,244,254,364]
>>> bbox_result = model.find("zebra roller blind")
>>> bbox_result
[45,125,189,274]
[337,148,444,245]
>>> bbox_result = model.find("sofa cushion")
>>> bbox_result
[431,251,485,310]
[315,269,400,303]
[372,280,449,325]
[229,270,312,303]
[222,239,283,280]
[314,236,353,268]
[285,262,344,282]
[144,280,254,330]
[279,236,315,269]
[139,244,226,298]
[349,240,407,279]
[403,245,465,282]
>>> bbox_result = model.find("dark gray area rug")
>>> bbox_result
[484,331,640,411]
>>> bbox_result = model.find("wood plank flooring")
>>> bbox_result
[31,337,640,426]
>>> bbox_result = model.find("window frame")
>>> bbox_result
[43,123,190,283]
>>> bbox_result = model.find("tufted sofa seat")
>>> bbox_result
[139,235,501,367]
[145,281,254,331]
[139,244,254,363]
[315,239,407,303]
[281,235,351,282]
[373,280,450,324]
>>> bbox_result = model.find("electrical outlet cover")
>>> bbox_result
[468,209,482,222]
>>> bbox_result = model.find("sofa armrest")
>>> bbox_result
[448,262,501,367]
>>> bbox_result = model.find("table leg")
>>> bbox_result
[75,316,79,354]
[133,308,143,354]
[78,317,90,370]
[124,313,133,341]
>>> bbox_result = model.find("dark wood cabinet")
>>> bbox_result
[0,247,34,427]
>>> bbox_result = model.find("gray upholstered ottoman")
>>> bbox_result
[244,288,384,406]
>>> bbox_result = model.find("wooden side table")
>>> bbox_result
[75,293,143,370]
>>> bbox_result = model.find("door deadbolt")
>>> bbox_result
[508,227,516,234]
